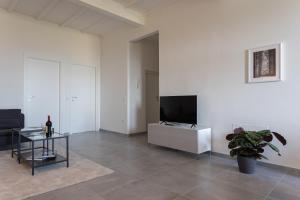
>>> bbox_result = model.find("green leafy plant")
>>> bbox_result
[226,127,287,160]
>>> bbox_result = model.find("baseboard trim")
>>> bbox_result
[128,132,147,137]
[99,129,147,137]
[99,129,128,136]
[211,152,297,172]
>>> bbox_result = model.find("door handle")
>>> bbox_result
[28,96,36,102]
[71,96,78,102]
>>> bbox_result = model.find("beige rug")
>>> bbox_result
[0,150,114,200]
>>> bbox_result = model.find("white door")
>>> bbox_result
[25,58,60,130]
[70,65,96,133]
[146,71,159,124]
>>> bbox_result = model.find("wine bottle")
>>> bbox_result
[45,115,52,137]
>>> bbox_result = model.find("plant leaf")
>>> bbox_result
[258,154,268,160]
[244,134,257,146]
[239,148,257,157]
[257,147,264,153]
[268,143,281,156]
[226,129,285,159]
[226,134,236,141]
[258,143,268,148]
[257,130,271,136]
[234,127,244,134]
[263,134,273,142]
[230,148,240,157]
[272,132,287,145]
[248,132,262,141]
[228,140,238,149]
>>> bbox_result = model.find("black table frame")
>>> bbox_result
[12,129,69,176]
[11,128,42,162]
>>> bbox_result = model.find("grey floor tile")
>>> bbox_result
[149,150,196,166]
[173,158,226,179]
[213,168,278,196]
[27,182,105,200]
[111,150,180,179]
[145,168,206,194]
[172,196,192,200]
[185,177,265,200]
[24,131,291,200]
[27,194,57,200]
[254,164,288,180]
[102,179,178,200]
[268,171,300,200]
[84,173,137,195]
[282,169,300,187]
[268,182,300,200]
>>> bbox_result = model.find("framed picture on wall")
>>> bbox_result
[247,43,283,83]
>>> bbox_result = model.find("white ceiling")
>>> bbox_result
[0,0,174,36]
[113,0,175,14]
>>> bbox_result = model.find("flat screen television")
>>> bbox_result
[160,95,197,125]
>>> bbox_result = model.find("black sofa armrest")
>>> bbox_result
[0,119,20,129]
[20,113,25,129]
[0,109,25,150]
[0,109,24,129]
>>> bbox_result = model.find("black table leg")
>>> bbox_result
[43,140,45,156]
[66,136,69,168]
[47,138,49,156]
[32,140,35,176]
[52,138,54,153]
[11,130,14,158]
[18,130,21,164]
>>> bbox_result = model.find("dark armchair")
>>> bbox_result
[0,109,24,150]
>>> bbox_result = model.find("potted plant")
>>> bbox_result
[226,127,287,174]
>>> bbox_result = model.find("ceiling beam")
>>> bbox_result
[123,0,139,8]
[7,0,19,12]
[60,7,87,26]
[75,0,145,26]
[37,0,61,20]
[80,16,105,32]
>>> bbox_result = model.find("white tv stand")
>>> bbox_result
[148,123,211,154]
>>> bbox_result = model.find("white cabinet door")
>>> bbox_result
[25,58,60,130]
[70,65,95,133]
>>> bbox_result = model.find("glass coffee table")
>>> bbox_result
[12,128,69,176]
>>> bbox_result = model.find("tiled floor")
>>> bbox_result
[26,131,299,200]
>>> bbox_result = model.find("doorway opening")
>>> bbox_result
[129,32,159,134]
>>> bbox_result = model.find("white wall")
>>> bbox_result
[0,9,101,133]
[101,0,300,169]
[129,38,159,133]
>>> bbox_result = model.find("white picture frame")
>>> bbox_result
[247,43,283,83]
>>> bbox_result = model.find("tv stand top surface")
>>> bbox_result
[150,123,210,131]
[164,123,177,126]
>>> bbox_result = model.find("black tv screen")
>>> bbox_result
[160,95,197,124]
